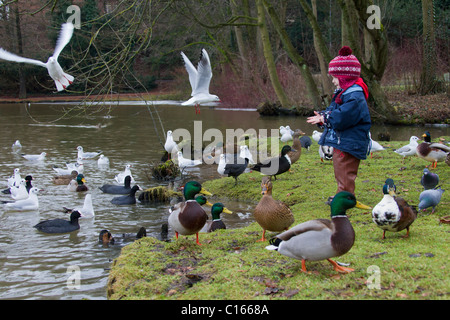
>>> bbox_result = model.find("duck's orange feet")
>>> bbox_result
[256,230,266,242]
[327,259,354,273]
[196,233,202,245]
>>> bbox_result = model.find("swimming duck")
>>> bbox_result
[98,227,147,245]
[394,136,420,162]
[75,174,88,192]
[34,211,83,234]
[217,146,250,185]
[111,185,142,205]
[319,145,333,162]
[168,181,212,245]
[99,175,132,194]
[200,202,233,233]
[52,170,78,185]
[372,179,417,239]
[265,191,370,273]
[252,145,294,180]
[420,168,439,190]
[63,193,94,219]
[416,132,450,169]
[254,177,294,242]
[418,187,444,214]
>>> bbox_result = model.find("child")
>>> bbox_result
[307,46,371,199]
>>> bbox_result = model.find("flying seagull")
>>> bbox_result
[0,23,75,92]
[181,48,220,114]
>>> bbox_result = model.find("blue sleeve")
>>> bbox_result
[326,93,365,131]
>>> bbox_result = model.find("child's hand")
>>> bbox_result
[307,111,324,125]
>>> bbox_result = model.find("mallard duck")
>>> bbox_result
[168,181,212,245]
[287,129,304,164]
[319,145,333,162]
[372,179,417,239]
[254,176,294,242]
[200,202,233,233]
[217,146,250,185]
[416,131,450,169]
[418,187,444,213]
[53,170,78,185]
[420,168,439,190]
[98,227,147,245]
[265,191,370,273]
[394,135,420,162]
[252,145,294,180]
[75,174,88,192]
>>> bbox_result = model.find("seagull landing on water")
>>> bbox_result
[180,48,220,114]
[0,23,74,92]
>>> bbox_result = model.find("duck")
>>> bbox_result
[67,179,78,192]
[418,187,444,214]
[394,136,420,162]
[168,181,212,245]
[217,146,250,185]
[115,164,135,184]
[99,175,132,194]
[312,130,322,142]
[420,168,439,190]
[287,130,304,164]
[265,191,370,273]
[3,187,39,211]
[98,227,147,245]
[252,145,294,180]
[200,202,233,233]
[63,194,95,219]
[75,174,88,192]
[280,126,293,143]
[416,131,450,169]
[254,176,295,242]
[164,130,179,159]
[52,170,78,185]
[77,145,102,159]
[34,211,83,234]
[111,185,142,205]
[319,145,333,162]
[371,179,417,239]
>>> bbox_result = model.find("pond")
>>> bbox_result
[0,101,448,299]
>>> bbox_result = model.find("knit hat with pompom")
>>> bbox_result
[328,46,361,79]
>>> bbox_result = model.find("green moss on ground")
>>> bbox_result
[107,136,449,300]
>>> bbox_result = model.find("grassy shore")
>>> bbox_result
[106,136,449,300]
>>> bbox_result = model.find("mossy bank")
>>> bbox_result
[107,136,449,300]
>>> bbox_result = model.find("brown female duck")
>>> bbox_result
[254,176,294,242]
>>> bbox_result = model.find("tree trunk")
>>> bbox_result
[255,0,291,108]
[262,0,322,109]
[14,5,27,99]
[230,1,249,77]
[419,0,438,95]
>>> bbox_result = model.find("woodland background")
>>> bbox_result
[0,0,448,123]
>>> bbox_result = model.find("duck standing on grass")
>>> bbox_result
[168,181,212,245]
[372,179,417,239]
[252,145,294,180]
[266,191,370,274]
[416,131,450,169]
[254,177,294,242]
[201,203,233,233]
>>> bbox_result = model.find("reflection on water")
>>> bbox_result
[0,102,448,299]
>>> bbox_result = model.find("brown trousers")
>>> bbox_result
[333,148,360,195]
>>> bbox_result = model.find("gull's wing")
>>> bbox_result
[0,48,46,68]
[52,23,74,59]
[181,51,198,95]
[192,48,213,95]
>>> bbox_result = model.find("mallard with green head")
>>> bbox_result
[200,202,233,233]
[266,191,370,273]
[254,176,295,242]
[416,131,450,169]
[372,179,417,239]
[168,181,212,245]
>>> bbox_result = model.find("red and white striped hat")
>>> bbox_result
[328,46,361,79]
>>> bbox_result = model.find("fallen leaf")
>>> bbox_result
[396,293,408,298]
